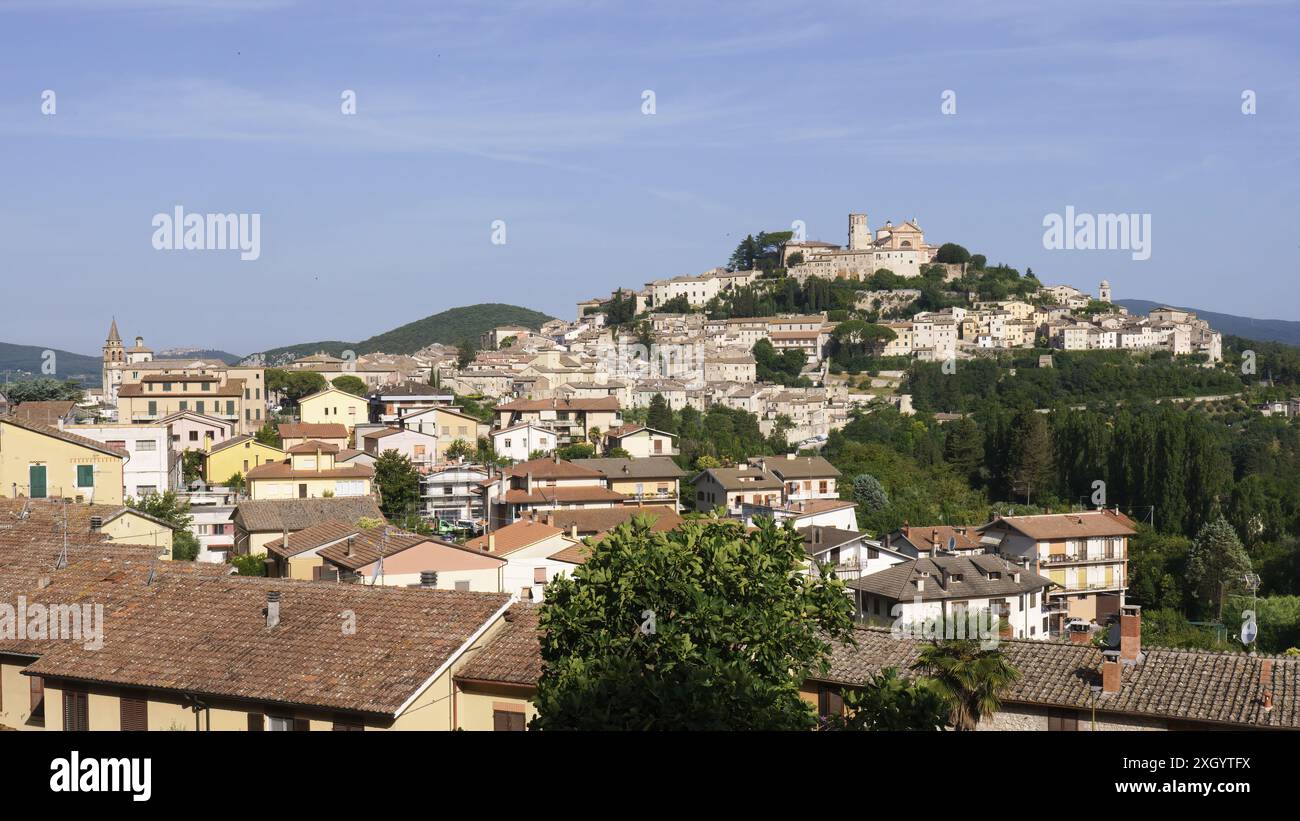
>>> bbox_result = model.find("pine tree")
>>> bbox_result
[1185,517,1252,619]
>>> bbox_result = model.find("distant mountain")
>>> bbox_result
[0,341,102,386]
[244,303,555,366]
[157,348,244,365]
[1117,300,1300,347]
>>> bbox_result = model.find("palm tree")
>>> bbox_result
[587,426,602,454]
[912,639,1021,731]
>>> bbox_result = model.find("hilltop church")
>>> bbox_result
[782,211,939,282]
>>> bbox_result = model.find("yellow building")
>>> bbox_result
[402,406,489,460]
[0,417,125,505]
[117,372,263,436]
[298,387,369,435]
[0,498,173,556]
[244,441,374,500]
[206,435,286,485]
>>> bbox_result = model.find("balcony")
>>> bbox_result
[1042,553,1121,566]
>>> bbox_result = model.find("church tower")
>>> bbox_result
[103,318,125,402]
[1099,280,1112,303]
[848,213,871,251]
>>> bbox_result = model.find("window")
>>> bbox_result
[247,713,264,731]
[533,567,547,584]
[135,439,156,452]
[120,694,148,731]
[1047,708,1079,731]
[63,689,89,731]
[521,587,534,600]
[188,430,199,441]
[137,486,157,497]
[267,716,308,731]
[493,709,527,731]
[455,580,470,592]
[332,719,364,731]
[816,685,844,719]
[30,676,45,725]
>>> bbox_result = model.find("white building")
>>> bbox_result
[71,423,177,499]
[490,423,559,462]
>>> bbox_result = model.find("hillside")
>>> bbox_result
[157,348,244,365]
[0,341,102,386]
[1118,299,1300,347]
[244,303,554,365]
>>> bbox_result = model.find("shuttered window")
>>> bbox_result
[247,713,264,731]
[29,676,45,724]
[63,689,89,732]
[120,694,148,731]
[492,710,526,731]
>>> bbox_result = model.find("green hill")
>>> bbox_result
[245,303,554,365]
[0,342,103,386]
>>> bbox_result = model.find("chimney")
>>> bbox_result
[1119,604,1141,662]
[346,536,355,558]
[1101,649,1121,694]
[545,511,554,526]
[487,533,496,552]
[813,527,822,545]
[915,576,924,592]
[266,591,281,629]
[569,524,578,539]
[883,533,891,550]
[1261,659,1275,711]
[419,570,437,588]
[1069,625,1092,645]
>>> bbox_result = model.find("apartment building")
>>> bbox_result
[70,423,176,498]
[978,509,1136,631]
[0,417,126,505]
[244,442,374,501]
[117,372,262,436]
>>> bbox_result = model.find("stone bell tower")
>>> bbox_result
[102,318,125,402]
[848,212,871,251]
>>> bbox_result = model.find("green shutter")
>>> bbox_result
[77,465,94,488]
[29,465,47,498]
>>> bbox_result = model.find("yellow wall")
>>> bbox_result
[206,440,284,484]
[299,389,369,433]
[248,476,371,500]
[455,685,537,730]
[102,512,174,557]
[0,421,124,505]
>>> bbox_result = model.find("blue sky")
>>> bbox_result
[2,0,1298,356]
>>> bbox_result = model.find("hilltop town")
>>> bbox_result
[1,208,1293,735]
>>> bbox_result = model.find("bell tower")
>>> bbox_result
[848,212,871,251]
[103,318,125,401]
[1099,280,1112,303]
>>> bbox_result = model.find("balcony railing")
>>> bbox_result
[1043,553,1120,565]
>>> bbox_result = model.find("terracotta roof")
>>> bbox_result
[465,519,565,556]
[0,416,127,459]
[118,378,245,398]
[316,527,466,571]
[232,497,383,533]
[696,467,781,491]
[502,457,604,481]
[9,400,76,425]
[893,525,983,553]
[24,574,511,718]
[846,555,1053,601]
[759,455,841,480]
[501,486,628,505]
[797,525,867,556]
[286,440,341,455]
[547,505,684,539]
[572,457,686,480]
[814,627,1300,730]
[494,396,620,412]
[262,519,359,558]
[455,604,542,687]
[979,510,1137,540]
[277,423,349,440]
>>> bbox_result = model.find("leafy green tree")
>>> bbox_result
[253,421,280,448]
[1007,409,1054,503]
[445,438,474,461]
[225,472,246,494]
[456,338,478,369]
[230,553,266,576]
[912,640,1021,731]
[556,442,595,460]
[533,516,855,730]
[331,374,368,396]
[266,368,327,407]
[181,451,205,486]
[2,378,85,404]
[1186,517,1252,619]
[645,393,675,433]
[128,491,199,561]
[373,450,421,521]
[934,243,971,265]
[821,668,950,731]
[852,473,889,514]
